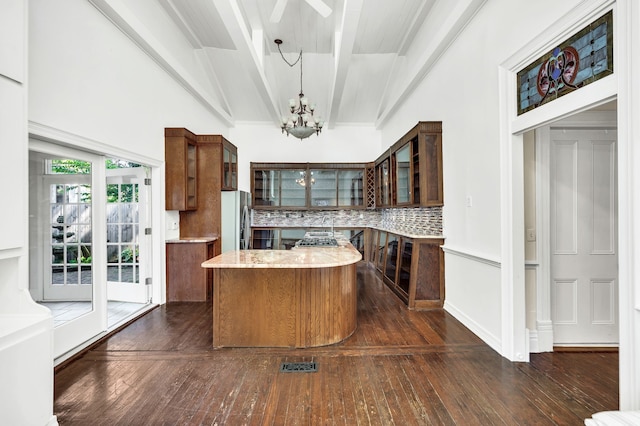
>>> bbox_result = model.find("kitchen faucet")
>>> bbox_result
[322,215,334,235]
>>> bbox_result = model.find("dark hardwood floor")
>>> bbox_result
[54,264,618,425]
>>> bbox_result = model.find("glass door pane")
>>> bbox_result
[231,151,237,189]
[337,170,363,206]
[396,144,411,205]
[223,147,231,188]
[384,234,399,283]
[310,169,337,207]
[253,170,281,206]
[398,239,413,295]
[45,168,92,301]
[280,169,307,207]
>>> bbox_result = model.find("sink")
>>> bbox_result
[306,231,334,238]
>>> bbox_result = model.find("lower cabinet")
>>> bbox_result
[371,229,444,309]
[166,239,216,302]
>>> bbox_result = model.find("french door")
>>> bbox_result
[106,166,151,304]
[30,142,106,359]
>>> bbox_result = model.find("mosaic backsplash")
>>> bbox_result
[251,206,442,237]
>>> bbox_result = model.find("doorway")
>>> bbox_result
[549,127,618,346]
[530,107,619,350]
[29,143,155,360]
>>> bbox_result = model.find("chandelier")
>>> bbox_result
[275,39,323,140]
[296,171,315,186]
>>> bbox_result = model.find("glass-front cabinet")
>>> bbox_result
[252,169,306,207]
[395,144,411,205]
[375,156,391,208]
[373,232,445,310]
[374,121,443,208]
[384,234,400,283]
[251,163,367,209]
[221,140,237,191]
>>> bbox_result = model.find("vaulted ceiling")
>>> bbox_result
[90,0,485,129]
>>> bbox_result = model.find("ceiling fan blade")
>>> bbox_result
[270,0,289,23]
[304,0,332,18]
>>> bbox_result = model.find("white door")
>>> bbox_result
[550,128,618,346]
[106,166,150,303]
[29,143,107,359]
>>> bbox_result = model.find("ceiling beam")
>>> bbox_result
[210,0,282,124]
[89,0,234,127]
[375,0,487,129]
[326,0,363,128]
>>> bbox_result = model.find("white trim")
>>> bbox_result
[444,300,502,354]
[536,126,553,353]
[441,245,501,268]
[615,0,640,411]
[28,121,162,168]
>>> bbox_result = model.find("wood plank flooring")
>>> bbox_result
[54,264,618,425]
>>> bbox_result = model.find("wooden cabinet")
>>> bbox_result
[165,128,198,211]
[375,121,443,208]
[222,140,238,191]
[177,134,238,250]
[375,156,391,208]
[251,163,367,209]
[372,230,444,309]
[166,239,215,302]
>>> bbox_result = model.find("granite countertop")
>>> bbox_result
[202,236,362,269]
[371,227,444,239]
[166,236,219,244]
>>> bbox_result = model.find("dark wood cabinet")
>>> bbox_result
[251,162,367,209]
[166,239,215,302]
[165,128,198,211]
[371,230,444,309]
[221,139,238,191]
[375,121,443,208]
[177,134,238,253]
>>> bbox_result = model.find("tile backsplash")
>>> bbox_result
[251,206,442,237]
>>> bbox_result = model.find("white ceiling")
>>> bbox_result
[91,0,485,128]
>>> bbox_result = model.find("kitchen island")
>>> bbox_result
[201,237,361,348]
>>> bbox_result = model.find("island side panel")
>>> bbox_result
[213,268,297,347]
[212,263,358,348]
[298,265,357,348]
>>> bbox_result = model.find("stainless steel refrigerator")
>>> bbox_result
[221,190,251,253]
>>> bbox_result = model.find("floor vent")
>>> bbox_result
[279,361,318,373]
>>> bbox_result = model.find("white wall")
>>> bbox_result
[0,0,57,424]
[29,0,230,161]
[380,0,583,357]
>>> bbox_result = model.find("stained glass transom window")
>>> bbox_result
[517,11,613,116]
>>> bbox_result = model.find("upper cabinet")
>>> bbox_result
[222,140,237,191]
[376,121,443,208]
[375,155,391,208]
[165,130,239,211]
[251,163,367,209]
[165,128,198,211]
